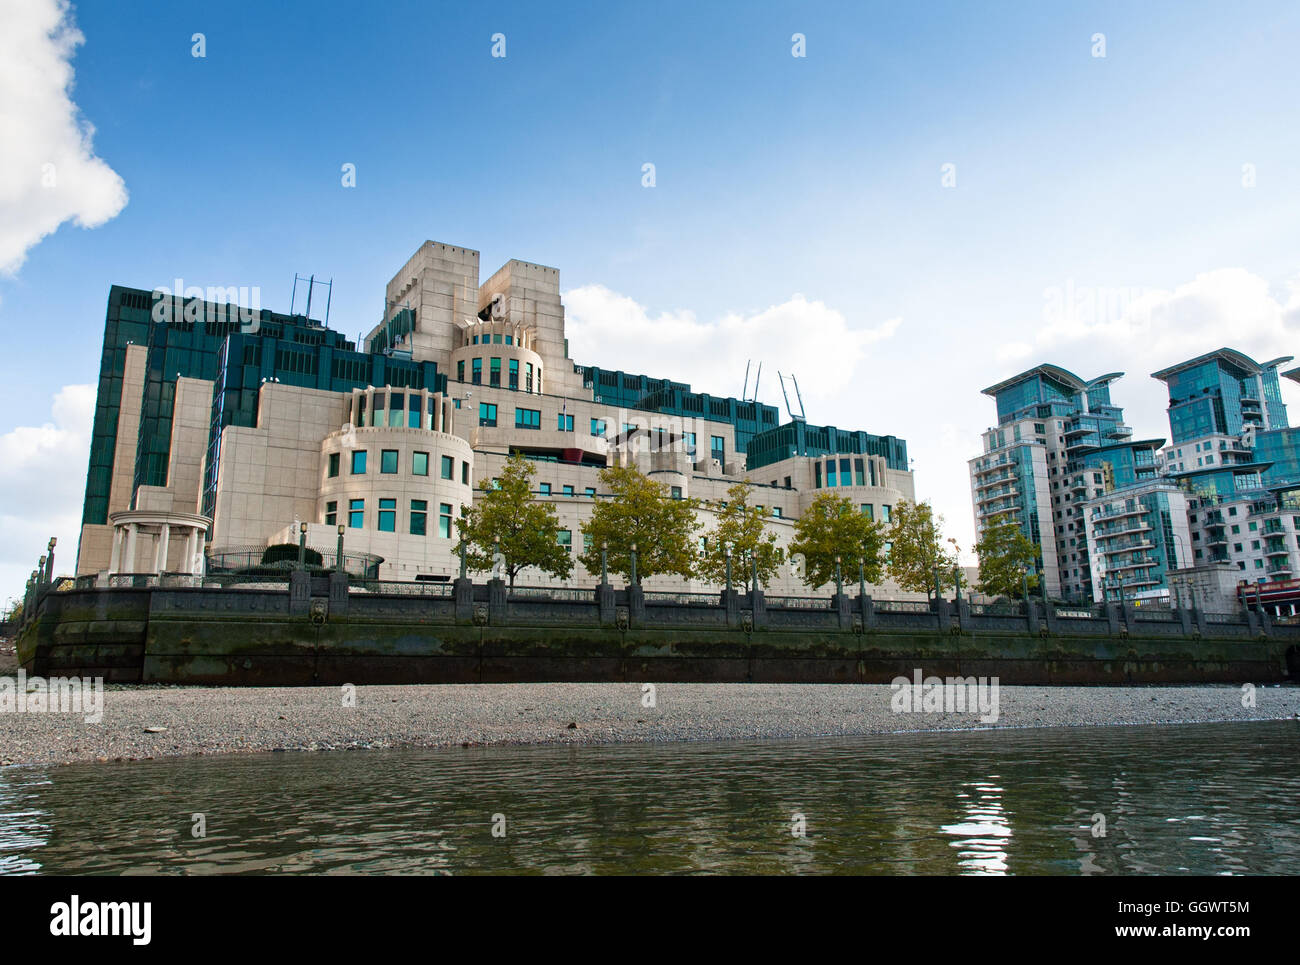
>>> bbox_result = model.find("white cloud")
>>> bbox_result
[563,284,901,412]
[0,384,94,606]
[0,0,128,274]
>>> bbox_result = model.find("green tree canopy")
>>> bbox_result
[697,482,785,592]
[886,499,958,597]
[787,492,885,591]
[974,521,1040,598]
[577,463,700,584]
[457,453,574,588]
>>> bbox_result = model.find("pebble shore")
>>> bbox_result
[2,681,1298,767]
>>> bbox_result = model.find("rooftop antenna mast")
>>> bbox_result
[290,274,334,326]
[777,371,807,422]
[741,360,764,402]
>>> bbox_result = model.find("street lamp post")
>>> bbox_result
[858,557,866,600]
[630,542,638,586]
[600,540,608,585]
[297,521,308,570]
[724,542,733,594]
[835,555,842,598]
[46,537,56,586]
[336,524,345,574]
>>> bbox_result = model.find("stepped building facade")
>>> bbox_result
[75,241,914,595]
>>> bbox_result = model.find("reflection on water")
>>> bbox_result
[2,720,1298,875]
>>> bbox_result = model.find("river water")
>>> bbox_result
[2,720,1297,875]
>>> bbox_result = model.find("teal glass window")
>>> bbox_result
[378,498,396,532]
[827,461,838,487]
[509,359,519,389]
[471,358,482,384]
[461,462,469,485]
[441,455,454,479]
[557,529,572,553]
[490,357,502,387]
[348,499,364,528]
[325,501,337,525]
[351,450,366,474]
[439,503,452,538]
[412,451,429,476]
[381,450,398,474]
[479,403,497,427]
[591,418,606,436]
[516,408,540,430]
[410,500,427,536]
[328,452,339,478]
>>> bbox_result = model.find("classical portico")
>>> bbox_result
[107,510,211,576]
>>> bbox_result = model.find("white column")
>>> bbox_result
[185,527,198,575]
[124,523,138,573]
[155,524,170,575]
[109,526,124,573]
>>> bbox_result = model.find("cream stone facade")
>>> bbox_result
[76,240,918,598]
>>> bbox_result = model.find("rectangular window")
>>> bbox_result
[410,500,427,536]
[325,501,337,526]
[389,393,405,427]
[671,486,683,499]
[461,462,469,485]
[381,449,399,474]
[711,435,725,461]
[772,506,782,518]
[854,458,865,486]
[862,504,874,519]
[815,463,822,488]
[371,392,386,426]
[540,483,551,495]
[827,460,838,487]
[441,455,454,479]
[351,450,367,474]
[591,418,606,437]
[526,362,533,393]
[558,413,574,432]
[457,360,465,382]
[471,358,482,384]
[563,485,575,497]
[378,498,396,532]
[439,503,452,539]
[490,357,502,387]
[348,498,364,528]
[515,408,541,430]
[409,394,421,429]
[840,458,851,486]
[412,451,429,476]
[509,359,519,389]
[479,403,497,427]
[684,432,697,455]
[881,505,891,523]
[585,487,596,497]
[557,529,572,553]
[328,452,340,478]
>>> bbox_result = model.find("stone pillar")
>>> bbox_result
[109,526,124,573]
[1105,602,1122,635]
[185,527,199,575]
[833,592,853,630]
[627,584,646,626]
[488,578,507,625]
[860,594,876,630]
[156,524,171,575]
[453,577,474,623]
[1025,599,1040,635]
[124,523,138,573]
[1176,606,1192,635]
[597,583,616,625]
[750,589,766,628]
[1244,607,1260,635]
[328,570,350,615]
[721,588,741,627]
[1258,607,1273,636]
[1043,601,1058,635]
[289,569,311,616]
[1192,604,1208,636]
[1122,603,1136,632]
[934,597,952,630]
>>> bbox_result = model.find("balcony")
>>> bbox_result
[975,472,1017,492]
[976,487,1019,507]
[1106,425,1134,439]
[1093,520,1151,540]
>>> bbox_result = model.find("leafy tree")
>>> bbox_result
[787,492,885,591]
[887,499,958,598]
[697,482,785,592]
[578,463,700,584]
[457,453,574,588]
[974,521,1040,598]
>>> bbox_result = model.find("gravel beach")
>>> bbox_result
[2,681,1298,767]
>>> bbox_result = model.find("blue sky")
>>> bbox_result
[3,0,1300,597]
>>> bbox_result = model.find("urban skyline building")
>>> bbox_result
[972,348,1300,607]
[75,241,916,596]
